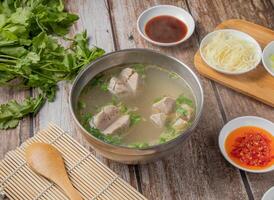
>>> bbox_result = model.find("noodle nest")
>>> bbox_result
[201,31,260,73]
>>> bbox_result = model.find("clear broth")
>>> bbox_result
[78,64,196,147]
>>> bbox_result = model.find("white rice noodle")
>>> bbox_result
[202,32,259,72]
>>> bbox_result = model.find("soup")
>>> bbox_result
[77,64,196,148]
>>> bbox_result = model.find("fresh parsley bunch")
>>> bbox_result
[0,0,105,129]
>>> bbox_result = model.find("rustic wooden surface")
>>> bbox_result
[0,0,273,199]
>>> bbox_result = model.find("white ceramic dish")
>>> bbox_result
[200,29,262,75]
[137,5,195,46]
[262,187,274,200]
[262,41,274,77]
[218,116,274,173]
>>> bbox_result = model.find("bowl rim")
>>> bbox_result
[69,48,204,152]
[218,116,274,173]
[136,5,195,46]
[262,186,274,200]
[199,29,262,75]
[262,40,274,76]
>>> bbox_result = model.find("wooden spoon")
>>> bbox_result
[25,142,83,200]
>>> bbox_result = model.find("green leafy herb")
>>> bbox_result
[80,112,122,145]
[169,71,179,79]
[176,95,193,107]
[129,113,141,126]
[0,0,105,129]
[90,74,109,92]
[78,100,86,110]
[132,63,145,77]
[100,82,108,91]
[0,0,78,37]
[128,142,149,149]
[176,107,187,117]
[270,54,274,69]
[0,95,45,129]
[119,104,128,113]
[111,96,119,105]
[90,74,103,87]
[80,112,93,129]
[88,127,122,145]
[117,103,141,126]
[158,125,177,144]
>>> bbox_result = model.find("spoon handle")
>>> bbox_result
[60,177,83,200]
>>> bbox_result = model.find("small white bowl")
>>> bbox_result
[200,29,262,75]
[262,41,274,77]
[262,187,274,200]
[218,116,274,173]
[137,5,195,46]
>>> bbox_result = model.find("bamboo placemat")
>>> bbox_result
[0,124,147,200]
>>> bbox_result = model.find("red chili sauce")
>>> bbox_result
[144,15,188,43]
[225,126,274,170]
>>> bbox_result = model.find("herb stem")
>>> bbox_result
[0,58,17,64]
[0,55,18,60]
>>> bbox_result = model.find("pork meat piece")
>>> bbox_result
[120,68,140,93]
[127,72,140,92]
[150,113,167,128]
[103,115,130,135]
[108,77,129,96]
[120,68,134,81]
[176,104,194,121]
[152,97,176,114]
[90,105,120,131]
[108,68,141,96]
[172,118,188,131]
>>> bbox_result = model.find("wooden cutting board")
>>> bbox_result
[194,19,274,107]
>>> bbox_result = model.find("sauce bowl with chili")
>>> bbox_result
[137,5,195,46]
[219,116,274,173]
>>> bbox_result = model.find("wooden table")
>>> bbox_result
[0,0,273,199]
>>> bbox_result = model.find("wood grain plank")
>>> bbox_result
[108,0,249,199]
[32,0,139,189]
[187,0,274,199]
[0,88,31,159]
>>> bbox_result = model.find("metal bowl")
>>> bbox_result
[69,49,204,164]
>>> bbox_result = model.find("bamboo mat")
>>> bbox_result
[0,124,147,200]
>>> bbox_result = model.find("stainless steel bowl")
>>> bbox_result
[69,49,204,164]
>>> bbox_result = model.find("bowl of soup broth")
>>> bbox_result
[70,49,204,164]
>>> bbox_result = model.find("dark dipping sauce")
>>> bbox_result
[145,15,188,43]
